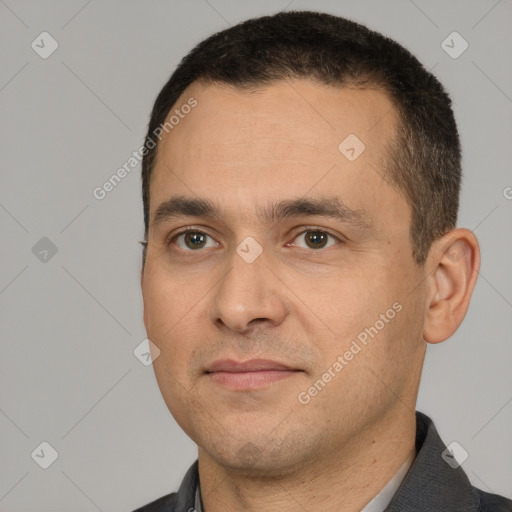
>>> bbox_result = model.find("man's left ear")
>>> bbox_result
[423,228,480,344]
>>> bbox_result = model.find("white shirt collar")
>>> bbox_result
[360,449,416,512]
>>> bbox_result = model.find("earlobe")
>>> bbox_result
[423,229,480,344]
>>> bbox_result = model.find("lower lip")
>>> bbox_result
[208,370,299,390]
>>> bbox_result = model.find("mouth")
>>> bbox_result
[205,358,303,390]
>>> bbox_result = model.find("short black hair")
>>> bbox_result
[141,10,461,266]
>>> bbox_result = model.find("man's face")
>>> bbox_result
[141,79,428,475]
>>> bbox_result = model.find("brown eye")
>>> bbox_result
[172,231,217,251]
[292,230,339,250]
[185,232,206,249]
[305,231,328,249]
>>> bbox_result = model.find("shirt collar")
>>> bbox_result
[194,482,203,512]
[360,448,416,512]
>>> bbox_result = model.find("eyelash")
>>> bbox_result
[166,226,343,252]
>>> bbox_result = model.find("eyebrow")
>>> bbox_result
[152,195,373,230]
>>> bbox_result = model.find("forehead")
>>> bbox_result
[149,79,405,229]
[160,79,396,161]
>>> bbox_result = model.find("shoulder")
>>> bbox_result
[386,412,512,511]
[476,488,512,512]
[132,492,178,512]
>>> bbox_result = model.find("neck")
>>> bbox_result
[198,406,417,512]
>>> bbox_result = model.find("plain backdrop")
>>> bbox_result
[1,0,511,510]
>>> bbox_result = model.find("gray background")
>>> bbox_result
[1,0,511,510]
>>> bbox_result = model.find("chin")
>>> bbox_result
[198,425,313,478]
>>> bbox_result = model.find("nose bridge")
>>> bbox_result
[211,242,287,332]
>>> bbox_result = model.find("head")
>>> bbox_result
[140,11,479,475]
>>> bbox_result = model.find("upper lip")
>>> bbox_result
[206,358,298,373]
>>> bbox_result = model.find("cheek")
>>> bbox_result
[288,265,392,346]
[144,270,202,419]
[142,263,204,338]
[142,267,209,386]
[294,268,418,386]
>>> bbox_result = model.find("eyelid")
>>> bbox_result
[287,226,344,247]
[166,226,219,245]
[285,228,345,253]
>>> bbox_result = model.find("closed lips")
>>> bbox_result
[205,359,303,390]
[206,359,300,373]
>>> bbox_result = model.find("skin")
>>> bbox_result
[141,79,480,512]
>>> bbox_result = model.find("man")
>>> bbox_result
[135,10,512,512]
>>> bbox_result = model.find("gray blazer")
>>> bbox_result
[133,411,512,511]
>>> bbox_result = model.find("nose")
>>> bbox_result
[210,244,289,334]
